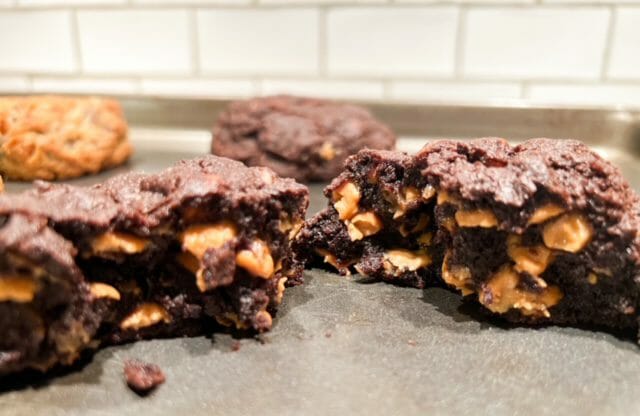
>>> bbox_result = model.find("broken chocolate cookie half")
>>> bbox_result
[0,155,308,374]
[295,138,640,336]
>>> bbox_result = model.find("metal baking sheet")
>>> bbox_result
[2,99,640,415]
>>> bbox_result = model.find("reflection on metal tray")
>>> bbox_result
[2,98,640,416]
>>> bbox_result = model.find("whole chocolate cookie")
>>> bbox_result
[211,95,396,182]
[295,138,640,338]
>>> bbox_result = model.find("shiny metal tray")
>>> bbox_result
[2,98,640,415]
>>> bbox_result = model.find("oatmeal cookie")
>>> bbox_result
[0,96,132,180]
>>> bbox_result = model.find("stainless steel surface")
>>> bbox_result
[2,99,640,415]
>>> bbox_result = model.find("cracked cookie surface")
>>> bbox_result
[211,95,396,182]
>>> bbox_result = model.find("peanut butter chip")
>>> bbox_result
[455,209,498,228]
[410,214,430,234]
[383,249,432,273]
[417,232,433,247]
[587,273,598,285]
[92,232,149,254]
[528,203,565,225]
[441,253,473,296]
[390,187,421,219]
[180,222,237,259]
[441,217,457,233]
[542,212,593,253]
[422,185,436,201]
[236,239,274,279]
[479,265,562,318]
[279,215,304,239]
[507,235,553,276]
[315,249,354,275]
[318,142,336,161]
[89,282,121,301]
[347,211,383,241]
[0,277,36,303]
[120,303,170,330]
[332,181,361,221]
[437,191,460,206]
[214,312,249,330]
[276,277,288,304]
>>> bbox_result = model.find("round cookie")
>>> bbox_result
[212,95,396,182]
[0,96,132,181]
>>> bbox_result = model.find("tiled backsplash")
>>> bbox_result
[1,1,639,107]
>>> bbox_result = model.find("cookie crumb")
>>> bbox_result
[231,340,241,352]
[407,340,417,347]
[255,334,270,345]
[124,359,165,395]
[324,331,332,338]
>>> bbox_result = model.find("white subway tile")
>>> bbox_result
[464,8,609,79]
[0,11,75,73]
[608,8,640,80]
[261,79,384,100]
[19,0,126,6]
[261,0,385,4]
[398,0,533,2]
[327,7,458,77]
[389,81,522,103]
[528,83,640,107]
[31,77,138,95]
[542,0,640,3]
[198,9,319,75]
[77,10,192,75]
[0,77,30,93]
[134,0,250,4]
[141,79,255,98]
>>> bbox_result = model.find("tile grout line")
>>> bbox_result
[4,3,640,11]
[189,8,200,77]
[382,79,392,101]
[521,80,530,99]
[318,6,328,78]
[25,74,34,93]
[454,5,467,81]
[600,5,616,81]
[70,8,83,76]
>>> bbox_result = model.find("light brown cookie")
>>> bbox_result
[0,96,132,181]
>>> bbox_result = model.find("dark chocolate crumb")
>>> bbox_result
[124,359,165,395]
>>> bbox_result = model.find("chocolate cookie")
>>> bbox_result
[0,96,132,181]
[211,95,396,182]
[0,155,308,374]
[295,138,640,337]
